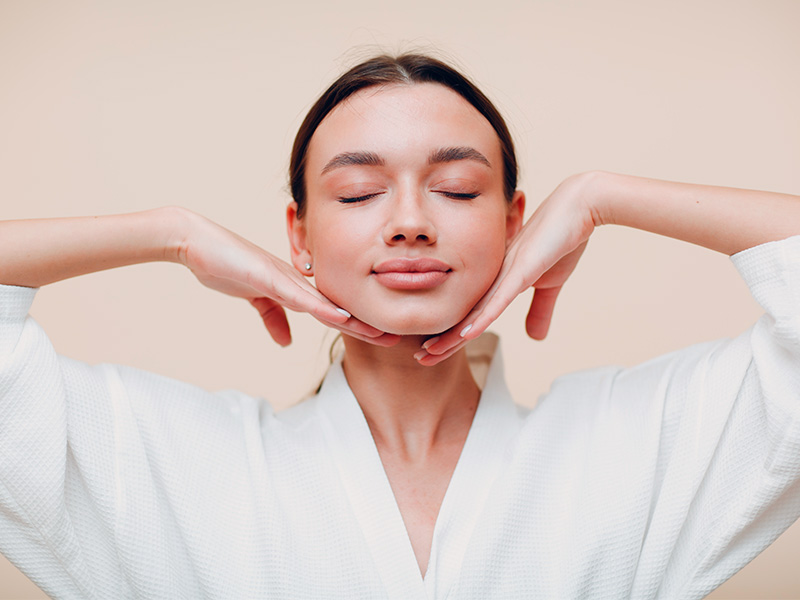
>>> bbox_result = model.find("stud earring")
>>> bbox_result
[304,262,312,271]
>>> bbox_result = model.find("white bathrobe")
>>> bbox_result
[1,236,799,599]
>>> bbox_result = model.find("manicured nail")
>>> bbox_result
[336,308,351,319]
[422,336,440,350]
[459,324,473,338]
[413,349,428,361]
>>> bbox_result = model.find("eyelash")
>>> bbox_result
[338,193,381,204]
[438,191,480,200]
[337,191,480,203]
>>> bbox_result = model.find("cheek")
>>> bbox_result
[455,217,509,283]
[313,263,356,307]
[305,224,369,302]
[300,204,511,334]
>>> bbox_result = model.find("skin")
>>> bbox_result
[1,81,798,580]
[289,83,523,336]
[419,172,800,365]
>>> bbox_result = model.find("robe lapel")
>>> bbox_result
[316,335,522,600]
[424,338,523,599]
[317,361,427,600]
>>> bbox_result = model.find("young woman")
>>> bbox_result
[1,54,799,599]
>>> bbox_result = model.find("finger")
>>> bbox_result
[245,264,354,327]
[525,286,561,340]
[253,268,392,340]
[421,244,530,355]
[322,325,401,347]
[420,270,512,356]
[460,273,527,340]
[352,332,402,347]
[332,315,387,339]
[415,339,469,366]
[309,308,399,347]
[307,309,390,340]
[418,309,479,357]
[250,298,292,347]
[271,277,354,326]
[365,333,402,347]
[267,275,387,339]
[424,270,526,356]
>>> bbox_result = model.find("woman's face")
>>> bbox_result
[289,82,524,335]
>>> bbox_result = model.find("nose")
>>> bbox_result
[382,189,438,246]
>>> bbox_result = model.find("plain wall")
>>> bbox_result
[1,0,798,597]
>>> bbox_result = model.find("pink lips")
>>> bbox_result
[372,257,452,290]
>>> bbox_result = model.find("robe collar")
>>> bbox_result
[316,333,523,600]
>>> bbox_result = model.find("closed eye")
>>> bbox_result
[436,191,480,200]
[338,192,382,204]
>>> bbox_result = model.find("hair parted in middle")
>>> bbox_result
[289,53,518,218]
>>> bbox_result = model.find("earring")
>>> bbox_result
[304,262,312,271]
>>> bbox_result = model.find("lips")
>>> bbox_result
[372,257,452,290]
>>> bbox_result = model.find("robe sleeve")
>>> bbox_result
[0,285,269,599]
[631,235,800,598]
[0,285,116,598]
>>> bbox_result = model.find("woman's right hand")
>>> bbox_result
[0,206,396,347]
[176,209,398,347]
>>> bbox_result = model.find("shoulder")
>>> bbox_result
[533,340,724,423]
[100,363,274,447]
[274,395,319,428]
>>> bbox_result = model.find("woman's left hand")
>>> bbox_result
[417,173,597,365]
[418,169,800,365]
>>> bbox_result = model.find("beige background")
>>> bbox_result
[1,0,798,597]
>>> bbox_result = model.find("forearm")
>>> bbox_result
[587,171,800,255]
[0,206,191,288]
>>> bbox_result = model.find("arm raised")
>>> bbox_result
[593,172,800,256]
[420,172,800,363]
[0,207,185,288]
[0,207,394,346]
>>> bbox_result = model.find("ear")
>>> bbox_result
[286,202,313,276]
[505,190,525,244]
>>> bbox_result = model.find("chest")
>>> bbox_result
[377,444,464,577]
[111,402,662,600]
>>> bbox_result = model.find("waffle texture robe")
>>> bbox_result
[1,236,800,599]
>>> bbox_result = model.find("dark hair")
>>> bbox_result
[289,53,518,218]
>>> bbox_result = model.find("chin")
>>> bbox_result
[352,306,467,337]
[383,324,452,336]
[316,281,480,337]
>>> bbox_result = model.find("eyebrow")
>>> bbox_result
[427,146,491,168]
[320,146,491,175]
[321,151,385,174]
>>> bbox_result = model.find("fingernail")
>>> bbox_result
[459,324,473,338]
[422,336,440,350]
[413,349,428,361]
[336,308,351,319]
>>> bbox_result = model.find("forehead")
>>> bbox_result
[306,83,502,172]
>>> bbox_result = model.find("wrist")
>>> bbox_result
[562,170,616,228]
[156,206,199,265]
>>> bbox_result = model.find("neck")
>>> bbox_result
[341,335,480,462]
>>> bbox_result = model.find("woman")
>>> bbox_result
[1,54,799,599]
